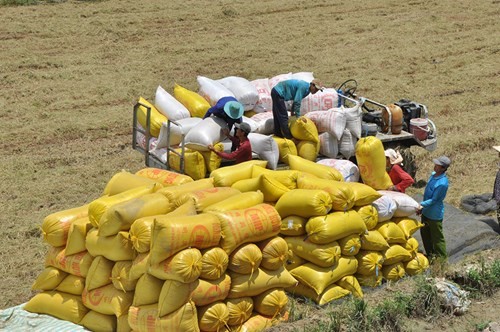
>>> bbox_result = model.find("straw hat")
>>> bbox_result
[384,148,403,165]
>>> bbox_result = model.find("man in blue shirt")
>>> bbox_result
[417,155,451,260]
[203,96,244,132]
[271,79,323,139]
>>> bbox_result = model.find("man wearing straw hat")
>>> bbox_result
[493,146,500,224]
[203,96,244,132]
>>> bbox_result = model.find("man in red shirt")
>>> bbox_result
[208,122,252,164]
[385,148,414,193]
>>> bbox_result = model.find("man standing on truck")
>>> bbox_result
[203,96,244,132]
[208,122,252,165]
[416,155,451,261]
[271,79,323,139]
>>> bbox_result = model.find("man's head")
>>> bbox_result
[224,101,244,119]
[433,155,451,173]
[309,79,324,94]
[234,122,251,136]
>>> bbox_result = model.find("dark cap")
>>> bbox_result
[235,122,251,134]
[433,155,451,168]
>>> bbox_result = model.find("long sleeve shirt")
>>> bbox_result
[421,171,449,220]
[273,79,311,116]
[216,138,252,164]
[388,164,415,193]
[203,96,242,131]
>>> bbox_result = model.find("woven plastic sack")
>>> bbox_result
[375,221,407,245]
[45,247,93,278]
[344,104,362,138]
[41,204,89,247]
[290,116,319,142]
[317,158,359,183]
[382,262,406,281]
[279,215,307,236]
[394,216,424,239]
[177,186,241,212]
[111,261,136,292]
[204,191,264,213]
[168,148,206,180]
[306,210,367,244]
[200,142,224,173]
[336,275,363,298]
[197,75,235,106]
[356,273,383,288]
[372,195,398,222]
[404,252,429,276]
[250,78,272,113]
[55,274,84,296]
[129,253,149,281]
[81,311,116,332]
[285,236,341,267]
[297,175,355,211]
[173,83,211,118]
[154,85,190,121]
[272,136,298,165]
[251,111,274,134]
[275,189,332,219]
[355,136,392,190]
[355,205,379,230]
[128,302,199,332]
[287,282,350,305]
[382,244,412,265]
[318,132,339,158]
[157,279,198,316]
[136,96,166,137]
[258,236,288,270]
[82,283,133,317]
[228,243,263,275]
[200,247,229,280]
[191,273,232,306]
[360,230,390,251]
[348,182,382,206]
[253,288,288,317]
[85,256,113,291]
[218,76,259,111]
[240,313,285,332]
[65,217,91,256]
[86,229,135,261]
[149,248,202,282]
[248,133,280,170]
[404,237,420,259]
[32,267,67,291]
[297,140,320,161]
[378,190,420,217]
[228,266,297,298]
[210,160,267,187]
[135,167,194,186]
[184,116,229,152]
[339,129,357,159]
[103,171,161,196]
[305,108,346,139]
[285,251,307,271]
[355,250,384,276]
[198,301,230,332]
[24,291,88,324]
[157,178,214,203]
[251,167,299,190]
[132,273,163,306]
[288,154,343,181]
[156,116,203,149]
[269,72,292,89]
[226,297,253,326]
[338,234,361,256]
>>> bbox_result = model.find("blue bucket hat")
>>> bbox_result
[223,101,244,119]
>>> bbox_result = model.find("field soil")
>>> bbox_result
[0,0,498,330]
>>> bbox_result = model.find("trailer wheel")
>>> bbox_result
[400,148,418,180]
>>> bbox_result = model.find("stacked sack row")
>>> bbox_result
[134,72,362,178]
[25,164,300,331]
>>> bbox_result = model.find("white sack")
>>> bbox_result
[241,116,259,134]
[218,76,259,111]
[305,108,346,140]
[300,88,340,115]
[291,72,315,82]
[156,117,203,149]
[250,111,275,135]
[154,85,191,121]
[378,190,420,217]
[248,133,279,170]
[317,159,360,183]
[318,132,339,158]
[197,76,235,106]
[269,72,292,89]
[345,104,362,139]
[338,129,357,159]
[251,78,272,113]
[372,195,397,222]
[184,116,228,152]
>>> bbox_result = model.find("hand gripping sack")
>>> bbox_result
[154,85,190,121]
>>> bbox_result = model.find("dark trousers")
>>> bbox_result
[271,88,292,139]
[420,215,447,260]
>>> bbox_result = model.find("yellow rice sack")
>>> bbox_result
[150,213,221,264]
[280,215,307,236]
[355,137,393,190]
[89,184,158,228]
[240,313,284,332]
[211,203,281,255]
[290,116,319,142]
[258,236,288,270]
[394,217,423,239]
[210,160,268,187]
[24,291,88,324]
[65,217,91,256]
[306,210,367,244]
[41,204,89,247]
[228,266,297,298]
[272,136,298,164]
[136,96,167,137]
[349,182,382,206]
[81,310,117,332]
[251,166,299,190]
[275,189,332,218]
[285,251,307,271]
[177,187,241,212]
[85,256,113,291]
[404,252,429,276]
[82,283,133,317]
[32,267,67,291]
[136,167,194,186]
[55,274,85,295]
[285,236,341,268]
[257,174,291,202]
[231,177,259,193]
[253,288,288,317]
[197,301,229,332]
[355,250,384,276]
[290,256,358,295]
[128,302,199,332]
[375,221,407,245]
[228,243,263,275]
[201,247,229,280]
[382,262,406,281]
[191,273,232,307]
[226,297,254,327]
[99,193,171,237]
[157,177,214,202]
[117,313,130,332]
[287,282,350,305]
[174,83,211,118]
[336,275,363,298]
[288,154,343,181]
[111,261,137,292]
[168,148,207,180]
[297,175,355,211]
[103,171,161,196]
[383,244,412,265]
[86,229,135,261]
[338,234,362,256]
[158,279,199,317]
[355,273,383,288]
[360,230,390,251]
[149,248,202,282]
[133,273,163,306]
[204,191,264,212]
[355,205,379,230]
[129,252,149,281]
[45,247,93,278]
[297,140,320,161]
[404,237,420,259]
[200,142,224,173]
